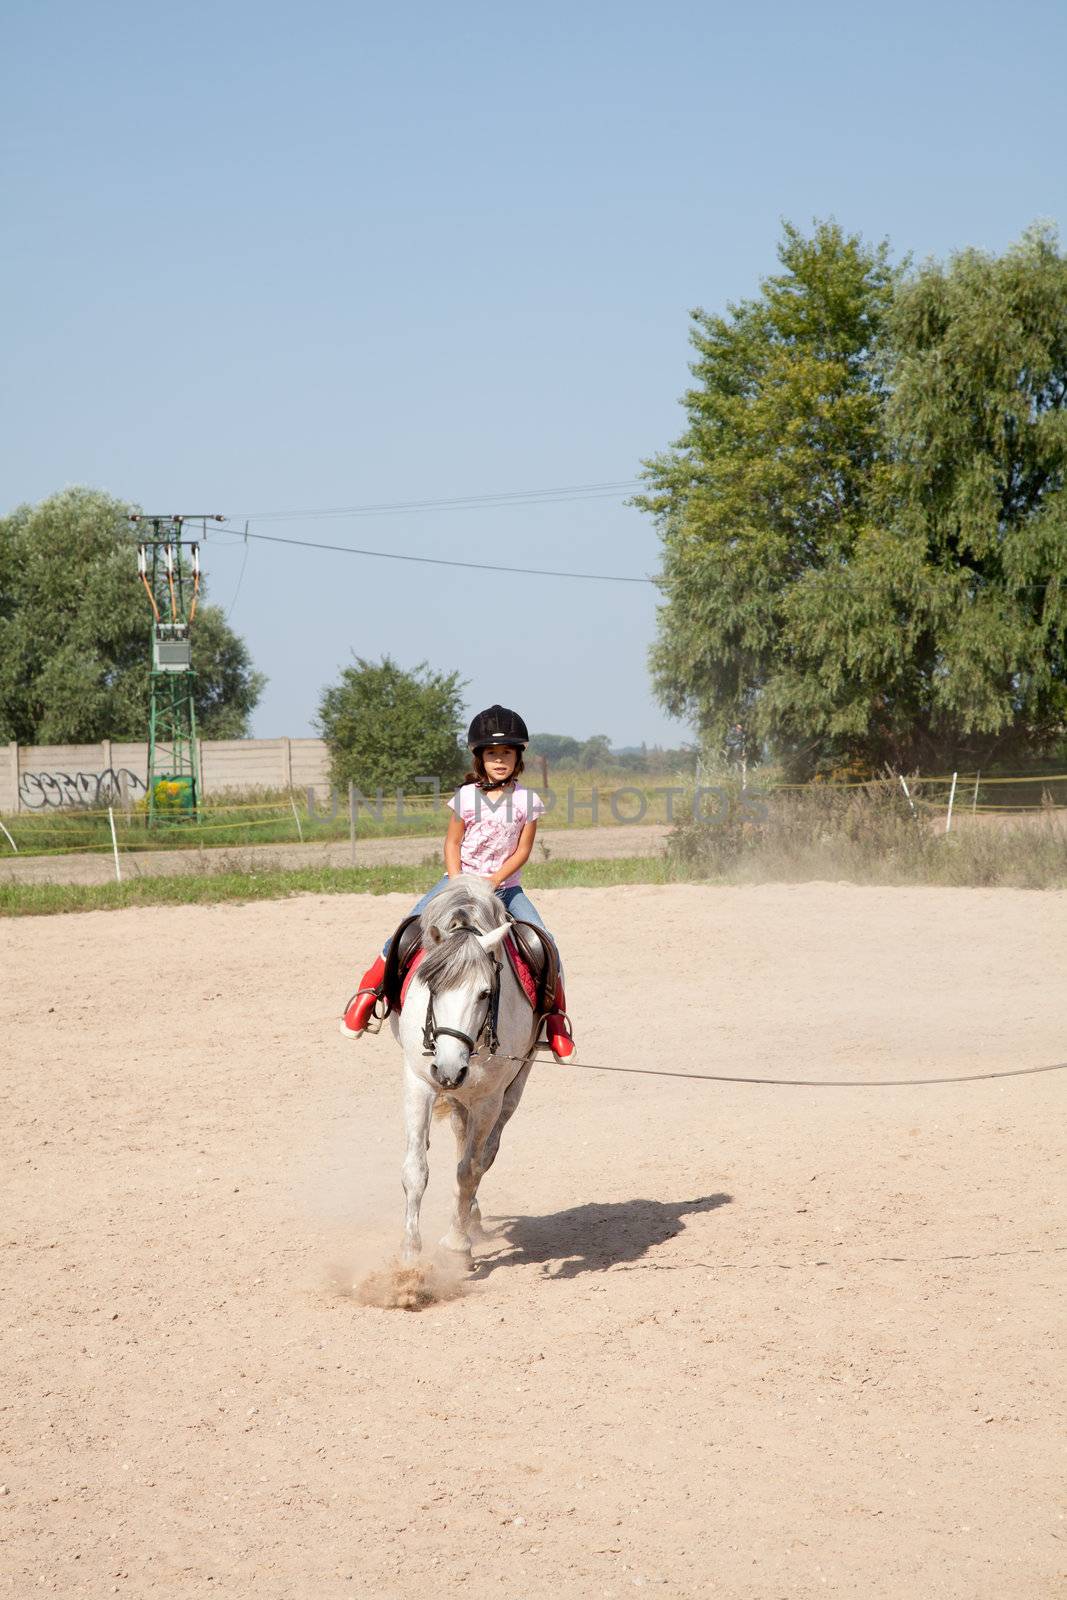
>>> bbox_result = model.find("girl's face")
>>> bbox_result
[481,744,518,785]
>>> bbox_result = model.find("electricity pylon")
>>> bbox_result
[130,514,223,825]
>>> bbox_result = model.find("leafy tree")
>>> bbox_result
[773,227,1067,771]
[317,655,467,793]
[579,733,614,768]
[527,732,582,763]
[640,220,1067,774]
[0,487,265,743]
[638,220,897,774]
[186,604,266,739]
[875,225,1067,764]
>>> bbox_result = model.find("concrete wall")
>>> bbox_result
[4,737,332,812]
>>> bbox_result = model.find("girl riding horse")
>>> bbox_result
[340,704,575,1061]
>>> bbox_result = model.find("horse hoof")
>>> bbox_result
[437,1239,474,1269]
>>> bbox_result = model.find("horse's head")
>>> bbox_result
[419,882,511,1087]
[420,922,511,1086]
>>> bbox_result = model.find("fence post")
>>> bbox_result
[945,771,958,833]
[899,774,917,817]
[11,741,21,814]
[972,771,981,816]
[349,781,356,867]
[108,806,122,882]
[282,737,293,791]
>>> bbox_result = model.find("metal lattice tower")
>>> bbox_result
[130,514,223,825]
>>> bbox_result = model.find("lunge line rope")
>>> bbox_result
[466,1050,1067,1089]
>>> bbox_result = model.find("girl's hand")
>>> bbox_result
[488,822,537,891]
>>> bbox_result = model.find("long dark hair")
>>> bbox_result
[462,748,526,789]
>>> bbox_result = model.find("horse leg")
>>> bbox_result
[448,1104,490,1243]
[440,1097,502,1259]
[466,1063,533,1242]
[477,1061,532,1182]
[401,1070,435,1261]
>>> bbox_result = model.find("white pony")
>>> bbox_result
[391,879,540,1264]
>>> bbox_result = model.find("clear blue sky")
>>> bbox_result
[3,0,1064,745]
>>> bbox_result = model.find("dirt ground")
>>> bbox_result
[0,823,668,886]
[2,883,1065,1598]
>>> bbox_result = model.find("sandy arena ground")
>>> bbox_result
[2,883,1065,1598]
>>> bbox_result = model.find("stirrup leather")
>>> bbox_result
[350,984,387,1035]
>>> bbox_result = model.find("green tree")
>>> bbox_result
[579,733,614,768]
[763,227,1067,770]
[317,655,467,793]
[638,220,898,774]
[640,221,1067,774]
[527,732,582,764]
[875,225,1067,764]
[0,488,265,743]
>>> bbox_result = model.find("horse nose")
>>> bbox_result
[432,1059,468,1089]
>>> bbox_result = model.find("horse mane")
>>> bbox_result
[418,879,506,994]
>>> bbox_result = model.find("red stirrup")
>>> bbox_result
[545,979,575,1063]
[339,953,387,1038]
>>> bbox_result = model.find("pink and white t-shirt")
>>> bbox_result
[447,784,545,887]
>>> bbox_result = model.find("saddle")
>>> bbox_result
[381,913,559,1018]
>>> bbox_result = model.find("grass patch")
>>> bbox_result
[668,779,1067,889]
[0,855,678,917]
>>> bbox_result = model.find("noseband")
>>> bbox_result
[421,945,502,1060]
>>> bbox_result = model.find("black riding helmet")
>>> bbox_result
[466,705,529,753]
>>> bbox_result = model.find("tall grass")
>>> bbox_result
[667,779,1067,889]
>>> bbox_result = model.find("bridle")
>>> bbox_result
[421,947,503,1060]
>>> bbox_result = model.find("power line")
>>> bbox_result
[214,475,656,584]
[213,520,1063,592]
[224,522,251,619]
[232,478,643,523]
[207,524,1062,595]
[235,525,657,583]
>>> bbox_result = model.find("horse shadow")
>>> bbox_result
[472,1193,732,1280]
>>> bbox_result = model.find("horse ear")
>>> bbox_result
[476,924,510,954]
[428,926,442,944]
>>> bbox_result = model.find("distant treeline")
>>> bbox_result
[528,733,697,773]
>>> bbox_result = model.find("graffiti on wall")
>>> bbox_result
[18,768,148,810]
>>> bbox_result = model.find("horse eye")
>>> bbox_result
[478,988,490,1000]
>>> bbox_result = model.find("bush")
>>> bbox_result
[317,656,467,795]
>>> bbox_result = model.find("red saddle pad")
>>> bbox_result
[398,934,537,1012]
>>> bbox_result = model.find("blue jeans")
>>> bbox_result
[382,875,560,971]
